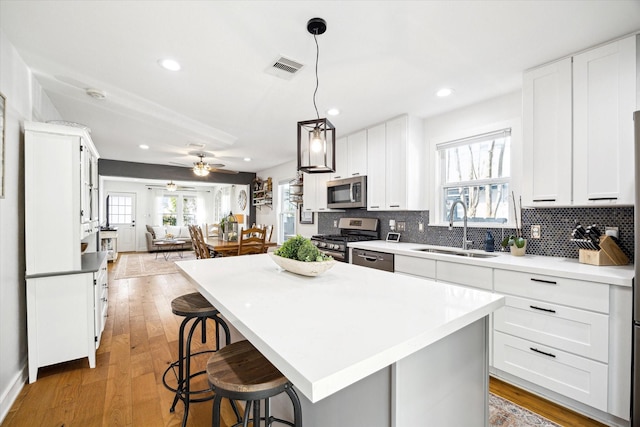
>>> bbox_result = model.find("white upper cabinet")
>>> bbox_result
[366,123,386,209]
[330,136,348,180]
[347,130,367,177]
[522,58,573,206]
[522,34,637,207]
[573,35,636,205]
[302,173,333,212]
[367,115,426,211]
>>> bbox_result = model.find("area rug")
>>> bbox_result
[113,251,196,279]
[489,393,561,427]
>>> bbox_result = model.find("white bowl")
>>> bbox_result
[268,253,336,277]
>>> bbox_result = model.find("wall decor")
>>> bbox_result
[0,92,5,198]
[300,206,314,224]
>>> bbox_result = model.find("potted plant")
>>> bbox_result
[500,192,527,256]
[269,235,335,276]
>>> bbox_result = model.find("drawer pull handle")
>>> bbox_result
[529,305,556,313]
[530,278,557,285]
[530,347,556,358]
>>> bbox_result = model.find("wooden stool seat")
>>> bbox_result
[171,292,219,318]
[207,340,302,427]
[207,340,289,395]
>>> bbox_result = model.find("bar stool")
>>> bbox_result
[162,292,231,427]
[207,340,302,427]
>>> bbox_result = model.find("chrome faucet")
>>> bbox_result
[448,200,473,250]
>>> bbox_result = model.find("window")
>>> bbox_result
[214,187,231,222]
[278,180,297,243]
[182,196,197,225]
[107,194,133,225]
[438,129,511,224]
[161,195,177,225]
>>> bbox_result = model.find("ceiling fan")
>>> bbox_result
[169,151,239,175]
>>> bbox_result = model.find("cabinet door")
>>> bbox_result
[366,124,386,210]
[385,116,408,209]
[522,58,572,206]
[302,174,317,211]
[347,130,367,176]
[315,173,331,211]
[331,137,348,180]
[573,35,636,205]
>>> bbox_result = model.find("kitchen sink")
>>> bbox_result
[413,248,497,258]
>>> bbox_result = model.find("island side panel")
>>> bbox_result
[392,317,489,427]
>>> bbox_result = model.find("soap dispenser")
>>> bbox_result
[484,231,495,252]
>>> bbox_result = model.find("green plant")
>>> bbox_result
[275,235,333,262]
[501,191,525,249]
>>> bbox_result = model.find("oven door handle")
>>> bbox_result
[356,254,378,262]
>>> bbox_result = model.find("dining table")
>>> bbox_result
[203,236,277,256]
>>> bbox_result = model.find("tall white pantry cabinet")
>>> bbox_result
[24,121,108,383]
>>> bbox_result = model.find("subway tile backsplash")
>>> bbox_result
[318,206,634,260]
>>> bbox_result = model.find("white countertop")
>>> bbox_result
[176,254,504,403]
[349,241,634,287]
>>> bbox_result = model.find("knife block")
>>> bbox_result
[578,235,629,266]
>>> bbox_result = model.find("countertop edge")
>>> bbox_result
[348,241,634,287]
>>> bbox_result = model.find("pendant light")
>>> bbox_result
[297,17,336,174]
[166,181,177,191]
[193,154,211,176]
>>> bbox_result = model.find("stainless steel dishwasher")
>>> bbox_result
[351,248,394,272]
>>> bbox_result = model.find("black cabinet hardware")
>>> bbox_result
[530,278,557,285]
[529,305,556,313]
[530,347,556,358]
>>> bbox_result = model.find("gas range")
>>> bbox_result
[311,218,380,262]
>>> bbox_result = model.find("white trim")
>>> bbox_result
[0,360,27,424]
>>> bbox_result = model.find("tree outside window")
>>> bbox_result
[162,195,177,225]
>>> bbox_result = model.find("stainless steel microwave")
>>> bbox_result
[327,176,367,209]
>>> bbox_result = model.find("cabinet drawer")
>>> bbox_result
[494,269,609,313]
[494,331,607,411]
[437,261,492,290]
[394,255,436,280]
[494,295,609,362]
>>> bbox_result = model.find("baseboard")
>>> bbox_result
[0,361,27,424]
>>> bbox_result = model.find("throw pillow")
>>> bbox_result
[152,226,166,239]
[146,225,156,238]
[179,226,190,238]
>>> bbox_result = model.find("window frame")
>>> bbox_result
[435,128,513,227]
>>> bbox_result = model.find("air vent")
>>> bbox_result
[265,56,304,80]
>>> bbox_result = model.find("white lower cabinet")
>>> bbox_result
[27,254,108,383]
[494,331,608,411]
[386,252,630,422]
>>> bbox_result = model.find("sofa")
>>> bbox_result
[145,225,193,252]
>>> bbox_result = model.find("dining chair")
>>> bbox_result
[188,225,204,259]
[262,225,274,253]
[237,227,266,256]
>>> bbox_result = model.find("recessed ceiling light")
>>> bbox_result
[139,144,149,150]
[158,58,181,71]
[243,157,252,162]
[327,108,340,116]
[436,88,454,97]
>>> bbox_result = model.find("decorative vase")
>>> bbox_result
[510,239,527,256]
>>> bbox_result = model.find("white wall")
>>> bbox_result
[255,159,317,241]
[423,90,523,226]
[0,29,62,422]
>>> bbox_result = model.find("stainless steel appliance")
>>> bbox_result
[310,217,379,263]
[327,176,367,209]
[352,248,394,272]
[633,110,640,426]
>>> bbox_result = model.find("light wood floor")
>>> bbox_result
[2,259,608,427]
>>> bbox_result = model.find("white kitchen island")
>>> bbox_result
[177,254,504,426]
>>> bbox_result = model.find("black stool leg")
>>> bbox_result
[212,394,223,427]
[181,316,206,427]
[170,315,192,413]
[242,401,252,427]
[285,385,303,427]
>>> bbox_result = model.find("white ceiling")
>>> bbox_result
[1,1,639,173]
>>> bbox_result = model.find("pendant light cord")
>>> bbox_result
[313,33,320,120]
